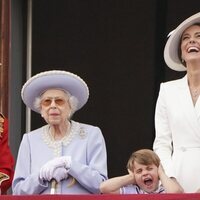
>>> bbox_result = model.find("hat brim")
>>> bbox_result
[21,70,89,113]
[164,12,200,71]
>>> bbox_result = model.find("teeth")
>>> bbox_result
[188,47,199,53]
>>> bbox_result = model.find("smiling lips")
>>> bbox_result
[187,46,200,53]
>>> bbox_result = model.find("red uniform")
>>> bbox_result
[0,114,14,194]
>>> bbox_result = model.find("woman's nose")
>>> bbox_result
[189,38,196,44]
[50,99,57,107]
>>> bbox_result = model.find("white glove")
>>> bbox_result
[52,167,69,182]
[39,156,71,181]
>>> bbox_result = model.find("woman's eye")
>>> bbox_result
[42,99,51,106]
[55,99,65,105]
[182,35,189,41]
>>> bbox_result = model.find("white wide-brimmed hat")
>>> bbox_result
[164,12,200,71]
[21,70,89,113]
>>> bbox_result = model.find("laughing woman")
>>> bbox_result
[153,12,200,192]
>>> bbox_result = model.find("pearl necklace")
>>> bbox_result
[42,121,79,157]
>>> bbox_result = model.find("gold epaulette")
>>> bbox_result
[0,113,5,137]
[0,172,9,185]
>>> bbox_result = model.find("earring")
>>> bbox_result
[68,112,71,119]
[181,58,185,63]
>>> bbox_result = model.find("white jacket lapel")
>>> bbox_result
[179,75,200,135]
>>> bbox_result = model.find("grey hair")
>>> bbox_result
[33,90,78,118]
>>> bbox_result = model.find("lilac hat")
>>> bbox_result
[164,12,200,71]
[21,70,89,113]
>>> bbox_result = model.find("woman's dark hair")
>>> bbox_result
[178,23,200,65]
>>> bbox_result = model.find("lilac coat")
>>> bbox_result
[12,121,107,195]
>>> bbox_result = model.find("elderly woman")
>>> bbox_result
[153,12,200,192]
[12,70,107,195]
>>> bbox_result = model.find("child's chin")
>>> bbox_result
[142,186,155,193]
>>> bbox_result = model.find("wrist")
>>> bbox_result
[125,174,135,184]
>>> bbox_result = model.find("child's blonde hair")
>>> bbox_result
[127,149,160,171]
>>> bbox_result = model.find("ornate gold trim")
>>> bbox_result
[0,113,5,137]
[0,172,9,185]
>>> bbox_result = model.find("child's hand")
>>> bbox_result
[158,163,165,177]
[127,168,135,184]
[127,168,133,175]
[196,188,200,193]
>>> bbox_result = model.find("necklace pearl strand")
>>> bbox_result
[42,121,82,157]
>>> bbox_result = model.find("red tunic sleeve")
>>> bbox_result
[0,116,14,194]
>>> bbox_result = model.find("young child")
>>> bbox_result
[100,149,183,194]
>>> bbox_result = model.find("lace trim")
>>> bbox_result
[42,121,80,157]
